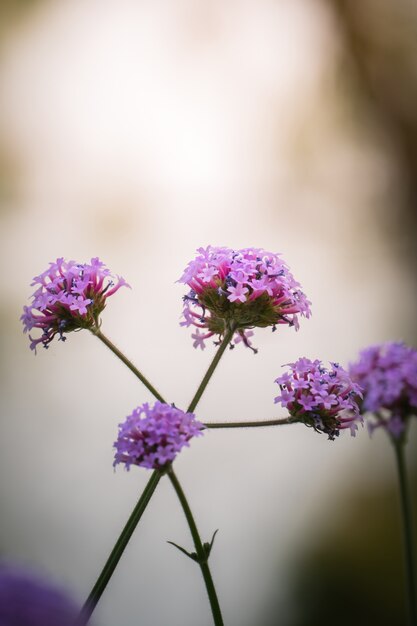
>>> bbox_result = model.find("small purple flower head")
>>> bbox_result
[349,342,417,440]
[179,246,311,350]
[275,358,363,440]
[114,401,205,471]
[21,257,129,352]
[0,563,80,625]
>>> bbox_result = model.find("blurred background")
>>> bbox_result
[0,1,416,624]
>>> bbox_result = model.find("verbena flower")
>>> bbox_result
[179,246,311,351]
[275,358,363,440]
[21,257,129,352]
[0,563,80,625]
[114,401,204,471]
[349,342,417,439]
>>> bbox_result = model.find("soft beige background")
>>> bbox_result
[0,1,416,625]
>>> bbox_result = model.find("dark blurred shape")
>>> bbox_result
[330,0,417,271]
[287,489,405,625]
[0,562,82,625]
[260,454,417,626]
[0,0,44,34]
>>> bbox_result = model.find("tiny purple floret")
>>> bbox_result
[114,401,205,471]
[275,357,363,440]
[349,342,417,439]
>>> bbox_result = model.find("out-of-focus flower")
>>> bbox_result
[0,563,80,625]
[178,246,311,351]
[349,342,417,439]
[21,257,129,352]
[114,401,204,471]
[275,358,363,440]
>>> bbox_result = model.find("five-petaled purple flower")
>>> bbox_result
[114,402,204,471]
[179,246,311,351]
[275,357,363,440]
[21,257,129,352]
[349,342,417,439]
[0,563,81,626]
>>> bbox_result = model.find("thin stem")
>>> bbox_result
[187,327,235,413]
[77,471,162,625]
[204,417,297,429]
[167,468,224,626]
[82,327,233,625]
[81,326,233,624]
[92,328,166,403]
[393,439,417,626]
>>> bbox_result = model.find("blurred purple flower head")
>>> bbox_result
[349,342,417,439]
[0,563,80,626]
[114,401,204,471]
[21,257,129,352]
[179,246,311,351]
[275,358,363,440]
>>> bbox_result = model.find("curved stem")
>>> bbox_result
[82,327,233,625]
[167,468,224,626]
[92,328,166,403]
[77,471,162,625]
[187,327,235,413]
[393,440,417,626]
[204,416,297,429]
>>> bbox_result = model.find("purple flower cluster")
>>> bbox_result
[179,246,311,351]
[114,402,204,471]
[21,257,128,352]
[275,358,363,440]
[349,342,417,438]
[0,564,80,626]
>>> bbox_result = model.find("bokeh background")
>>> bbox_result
[1,1,416,625]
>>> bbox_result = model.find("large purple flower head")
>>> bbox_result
[179,246,311,351]
[275,358,363,440]
[0,563,80,626]
[21,257,129,352]
[114,401,204,471]
[349,342,417,439]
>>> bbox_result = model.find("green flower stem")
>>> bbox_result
[77,470,162,625]
[187,327,236,413]
[204,417,297,429]
[167,467,224,626]
[393,439,417,626]
[80,329,234,624]
[92,328,166,403]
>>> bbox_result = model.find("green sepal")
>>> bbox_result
[167,529,219,564]
[203,529,219,559]
[167,541,199,562]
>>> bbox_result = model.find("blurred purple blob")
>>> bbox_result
[349,342,417,439]
[0,563,80,625]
